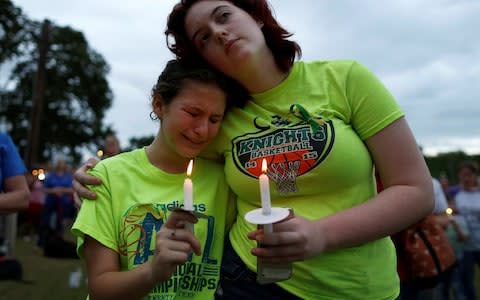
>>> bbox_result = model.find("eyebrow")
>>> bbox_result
[190,5,229,42]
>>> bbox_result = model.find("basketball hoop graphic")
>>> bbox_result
[268,161,301,193]
[232,120,335,194]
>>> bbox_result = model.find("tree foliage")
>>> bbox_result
[425,151,480,184]
[0,0,113,165]
[125,135,155,152]
[0,0,30,63]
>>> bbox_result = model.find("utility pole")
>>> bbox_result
[25,19,50,168]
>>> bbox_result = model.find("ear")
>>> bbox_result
[152,95,165,120]
[257,20,264,29]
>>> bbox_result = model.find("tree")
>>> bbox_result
[0,1,113,166]
[0,0,30,64]
[425,151,480,184]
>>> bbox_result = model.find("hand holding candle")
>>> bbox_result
[446,207,453,221]
[244,158,293,284]
[245,158,289,231]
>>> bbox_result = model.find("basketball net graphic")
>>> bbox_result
[268,160,301,193]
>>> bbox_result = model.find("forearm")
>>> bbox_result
[89,261,157,300]
[0,190,29,213]
[320,184,433,252]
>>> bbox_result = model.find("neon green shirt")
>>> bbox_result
[207,60,403,299]
[72,148,234,300]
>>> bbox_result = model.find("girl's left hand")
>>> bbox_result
[248,215,326,263]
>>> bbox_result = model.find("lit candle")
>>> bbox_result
[183,159,193,211]
[259,158,273,233]
[259,158,272,215]
[446,207,453,216]
[184,159,194,233]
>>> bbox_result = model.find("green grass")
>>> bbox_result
[0,237,87,300]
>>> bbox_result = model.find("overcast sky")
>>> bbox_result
[14,0,480,156]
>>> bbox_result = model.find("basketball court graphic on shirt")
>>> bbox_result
[232,117,335,193]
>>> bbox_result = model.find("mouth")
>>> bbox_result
[225,38,240,54]
[184,135,206,146]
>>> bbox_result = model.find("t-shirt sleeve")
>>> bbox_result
[345,61,404,140]
[1,134,27,179]
[71,163,118,259]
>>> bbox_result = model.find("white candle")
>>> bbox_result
[183,159,194,211]
[259,159,273,233]
[184,159,194,233]
[259,163,272,215]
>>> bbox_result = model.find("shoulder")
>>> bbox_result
[93,148,143,173]
[0,132,8,143]
[297,59,359,72]
[0,133,14,149]
[432,178,442,189]
[296,59,372,85]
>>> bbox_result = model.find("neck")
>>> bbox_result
[235,49,291,94]
[146,137,190,174]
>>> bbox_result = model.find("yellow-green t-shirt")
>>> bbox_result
[72,148,234,300]
[207,60,403,299]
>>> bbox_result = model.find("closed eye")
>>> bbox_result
[217,11,231,23]
[210,117,222,124]
[200,32,210,43]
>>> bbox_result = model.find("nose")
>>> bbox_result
[193,118,209,138]
[212,25,228,43]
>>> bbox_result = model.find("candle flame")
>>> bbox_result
[261,158,267,174]
[186,159,193,176]
[446,207,453,215]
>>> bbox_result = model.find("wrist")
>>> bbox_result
[139,260,159,289]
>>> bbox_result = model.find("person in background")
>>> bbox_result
[102,134,121,159]
[71,59,247,299]
[24,167,45,243]
[451,161,480,300]
[38,158,74,248]
[0,132,29,281]
[437,195,469,300]
[394,177,450,300]
[73,1,434,299]
[439,173,450,197]
[0,132,29,213]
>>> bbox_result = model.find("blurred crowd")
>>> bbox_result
[0,133,121,279]
[394,161,480,300]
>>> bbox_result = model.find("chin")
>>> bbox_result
[181,148,202,159]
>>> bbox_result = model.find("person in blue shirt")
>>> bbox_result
[0,132,29,213]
